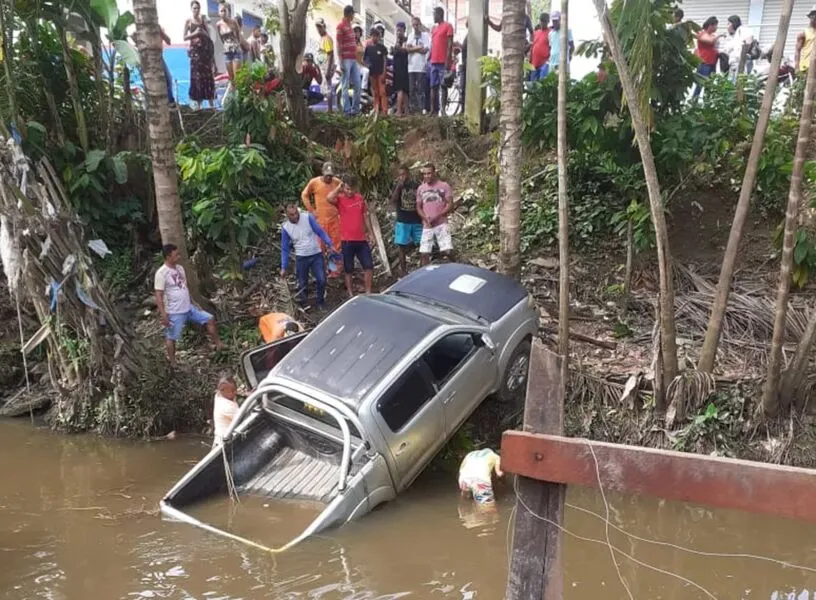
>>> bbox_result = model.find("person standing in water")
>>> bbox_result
[458,448,503,505]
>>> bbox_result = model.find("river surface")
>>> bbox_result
[2,420,815,600]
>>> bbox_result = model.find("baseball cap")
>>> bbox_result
[809,5,816,15]
[396,21,406,29]
[551,10,561,19]
[316,18,326,27]
[322,162,334,175]
[304,52,314,61]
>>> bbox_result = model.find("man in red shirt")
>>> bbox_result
[530,13,551,81]
[327,175,374,297]
[429,7,453,116]
[336,5,361,115]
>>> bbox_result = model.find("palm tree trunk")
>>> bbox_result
[780,308,816,410]
[697,1,793,373]
[56,23,90,152]
[497,0,525,278]
[764,51,816,416]
[0,1,18,133]
[133,0,201,301]
[556,0,570,382]
[592,0,678,392]
[279,0,311,132]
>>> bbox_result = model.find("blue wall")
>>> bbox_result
[131,48,194,106]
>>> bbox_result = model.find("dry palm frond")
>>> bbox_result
[665,370,716,428]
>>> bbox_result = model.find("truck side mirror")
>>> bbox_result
[480,334,497,352]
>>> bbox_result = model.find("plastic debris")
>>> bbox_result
[88,239,112,258]
[75,281,100,310]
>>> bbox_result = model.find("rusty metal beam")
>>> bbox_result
[501,432,816,524]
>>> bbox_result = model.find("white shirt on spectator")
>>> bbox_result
[408,31,431,73]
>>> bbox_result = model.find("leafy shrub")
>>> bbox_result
[177,141,277,272]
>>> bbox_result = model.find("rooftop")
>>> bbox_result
[275,295,440,407]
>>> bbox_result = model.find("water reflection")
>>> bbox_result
[1,420,815,600]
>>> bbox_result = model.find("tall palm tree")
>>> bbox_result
[697,0,794,373]
[763,50,816,416]
[497,0,526,278]
[133,0,200,299]
[592,0,678,393]
[279,0,311,131]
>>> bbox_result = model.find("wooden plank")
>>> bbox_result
[367,211,391,278]
[501,432,816,524]
[505,339,566,600]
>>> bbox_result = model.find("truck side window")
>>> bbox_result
[422,333,476,384]
[377,363,435,432]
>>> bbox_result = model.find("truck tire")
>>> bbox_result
[497,339,532,404]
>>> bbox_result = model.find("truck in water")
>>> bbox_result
[160,263,538,550]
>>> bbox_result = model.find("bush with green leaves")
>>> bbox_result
[177,141,278,273]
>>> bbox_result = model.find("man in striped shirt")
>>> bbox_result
[336,5,361,116]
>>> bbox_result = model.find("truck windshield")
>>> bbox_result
[275,395,362,439]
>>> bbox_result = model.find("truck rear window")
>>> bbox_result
[276,395,362,439]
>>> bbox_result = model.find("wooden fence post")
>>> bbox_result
[504,338,566,600]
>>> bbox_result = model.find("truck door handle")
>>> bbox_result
[395,441,409,456]
[444,391,457,405]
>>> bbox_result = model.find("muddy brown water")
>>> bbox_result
[2,421,815,600]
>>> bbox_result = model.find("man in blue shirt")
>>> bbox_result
[548,11,574,72]
[280,203,337,309]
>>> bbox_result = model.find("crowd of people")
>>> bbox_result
[689,5,815,98]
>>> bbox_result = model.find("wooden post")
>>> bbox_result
[504,339,565,600]
[465,0,488,133]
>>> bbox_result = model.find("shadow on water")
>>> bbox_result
[1,420,815,599]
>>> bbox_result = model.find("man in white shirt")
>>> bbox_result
[406,16,430,114]
[154,243,224,364]
[212,373,239,447]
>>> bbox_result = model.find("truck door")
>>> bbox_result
[372,360,444,491]
[240,331,309,388]
[422,332,498,435]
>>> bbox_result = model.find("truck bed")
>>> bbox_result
[240,446,340,503]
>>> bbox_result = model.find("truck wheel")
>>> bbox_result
[498,339,532,404]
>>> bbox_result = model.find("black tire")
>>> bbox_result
[497,339,532,404]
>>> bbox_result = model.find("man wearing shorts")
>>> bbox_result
[458,448,503,504]
[416,163,454,265]
[328,175,374,297]
[154,244,224,365]
[390,165,422,275]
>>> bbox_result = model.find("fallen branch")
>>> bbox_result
[539,324,617,350]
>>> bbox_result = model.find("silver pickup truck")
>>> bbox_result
[160,263,538,551]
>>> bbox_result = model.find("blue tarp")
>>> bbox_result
[130,48,193,106]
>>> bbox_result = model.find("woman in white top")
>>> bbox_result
[724,15,754,80]
[212,373,239,448]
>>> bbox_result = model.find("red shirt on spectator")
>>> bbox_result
[430,21,453,64]
[530,28,550,68]
[301,63,321,88]
[696,30,718,65]
[337,20,357,60]
[335,192,368,242]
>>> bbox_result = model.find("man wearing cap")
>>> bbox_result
[301,53,324,105]
[796,7,816,74]
[337,5,361,115]
[301,162,343,277]
[548,11,574,73]
[315,18,336,112]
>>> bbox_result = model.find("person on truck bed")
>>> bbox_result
[212,373,239,448]
[458,448,503,504]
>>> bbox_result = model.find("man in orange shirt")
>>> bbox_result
[301,162,342,277]
[259,312,302,343]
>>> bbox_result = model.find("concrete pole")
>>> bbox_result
[464,0,487,133]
